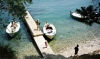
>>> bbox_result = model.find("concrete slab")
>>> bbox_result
[25,11,43,37]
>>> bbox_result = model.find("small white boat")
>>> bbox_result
[43,24,56,39]
[70,11,87,20]
[6,22,20,37]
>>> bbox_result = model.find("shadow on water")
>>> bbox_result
[23,20,43,57]
[5,29,22,40]
[43,34,53,43]
[74,19,100,26]
[70,14,92,26]
[43,34,57,43]
[21,21,33,42]
[79,20,94,26]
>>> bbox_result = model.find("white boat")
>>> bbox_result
[6,22,20,37]
[43,24,56,39]
[70,11,87,21]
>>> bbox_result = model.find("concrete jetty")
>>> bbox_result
[25,11,54,57]
[34,36,54,57]
[25,11,43,37]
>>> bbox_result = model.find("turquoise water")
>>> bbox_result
[26,0,100,52]
[0,0,100,58]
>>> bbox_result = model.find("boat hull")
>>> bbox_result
[70,11,87,21]
[46,34,55,39]
[43,24,56,39]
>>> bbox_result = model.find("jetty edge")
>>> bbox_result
[24,10,54,57]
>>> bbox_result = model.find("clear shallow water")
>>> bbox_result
[0,0,100,58]
[26,0,100,52]
[0,19,40,58]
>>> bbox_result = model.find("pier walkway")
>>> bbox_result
[25,11,43,37]
[25,11,54,57]
[34,36,54,57]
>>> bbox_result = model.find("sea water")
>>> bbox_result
[0,0,100,58]
[26,0,100,52]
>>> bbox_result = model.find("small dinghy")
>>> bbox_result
[70,11,87,20]
[6,21,20,37]
[43,23,56,39]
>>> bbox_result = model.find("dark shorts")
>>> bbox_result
[75,51,78,54]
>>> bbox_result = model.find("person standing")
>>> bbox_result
[44,22,49,27]
[45,40,48,48]
[74,44,79,56]
[35,19,40,30]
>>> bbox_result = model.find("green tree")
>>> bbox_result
[0,0,32,20]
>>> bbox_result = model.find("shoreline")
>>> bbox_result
[56,37,100,58]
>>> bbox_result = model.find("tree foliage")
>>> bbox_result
[76,5,94,16]
[0,44,17,59]
[0,0,32,20]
